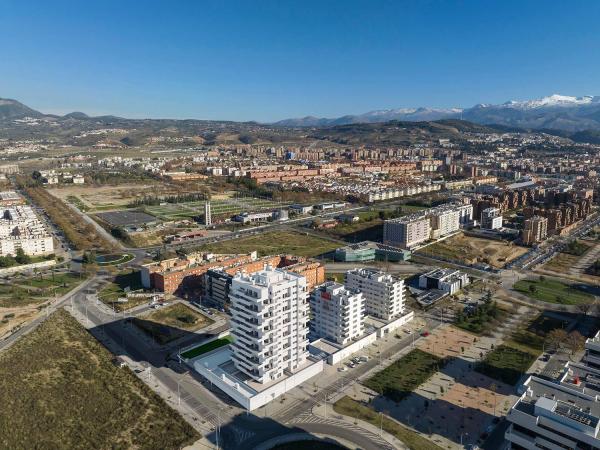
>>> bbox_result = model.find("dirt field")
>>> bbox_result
[417,326,476,359]
[48,184,179,211]
[418,233,528,268]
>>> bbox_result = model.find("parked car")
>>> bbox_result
[421,331,430,337]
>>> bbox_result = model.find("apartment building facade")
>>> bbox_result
[0,204,54,257]
[383,214,431,249]
[229,267,309,384]
[309,282,364,345]
[522,216,548,245]
[344,268,405,321]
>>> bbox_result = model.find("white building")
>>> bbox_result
[383,214,431,249]
[0,205,54,257]
[229,266,309,384]
[344,268,405,321]
[309,282,364,345]
[418,268,469,295]
[505,363,600,450]
[383,202,472,249]
[481,207,503,230]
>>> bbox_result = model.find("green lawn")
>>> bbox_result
[181,335,234,359]
[195,230,340,258]
[134,303,214,344]
[513,278,594,305]
[333,396,444,450]
[0,309,199,449]
[475,344,538,385]
[98,270,145,311]
[364,349,446,403]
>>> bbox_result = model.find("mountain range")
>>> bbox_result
[2,95,600,146]
[274,94,600,132]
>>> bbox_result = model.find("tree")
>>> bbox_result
[14,248,31,265]
[539,275,546,282]
[529,284,537,294]
[484,289,492,304]
[546,328,568,351]
[577,301,595,316]
[565,331,586,357]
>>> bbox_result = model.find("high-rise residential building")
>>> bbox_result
[522,215,548,245]
[383,202,472,249]
[309,282,365,345]
[204,201,212,226]
[229,266,309,384]
[345,268,404,321]
[383,214,431,249]
[481,207,503,230]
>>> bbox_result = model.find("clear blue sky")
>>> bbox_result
[1,0,599,121]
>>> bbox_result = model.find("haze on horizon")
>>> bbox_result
[1,0,599,122]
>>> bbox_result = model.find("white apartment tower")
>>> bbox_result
[344,268,404,321]
[383,215,431,249]
[309,282,365,345]
[204,201,212,226]
[229,266,309,384]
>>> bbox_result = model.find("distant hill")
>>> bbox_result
[0,98,43,120]
[308,119,504,146]
[275,94,600,133]
[3,95,600,146]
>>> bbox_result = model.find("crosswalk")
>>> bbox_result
[291,413,396,450]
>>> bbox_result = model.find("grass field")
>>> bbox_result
[135,303,214,344]
[181,335,234,359]
[0,271,87,308]
[513,278,594,305]
[333,396,444,450]
[417,233,527,268]
[475,344,538,385]
[544,241,592,273]
[364,349,446,403]
[196,230,340,257]
[98,270,146,311]
[454,302,508,335]
[144,196,285,221]
[0,309,199,449]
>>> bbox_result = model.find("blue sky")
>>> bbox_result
[0,0,599,121]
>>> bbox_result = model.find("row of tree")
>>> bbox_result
[23,186,116,252]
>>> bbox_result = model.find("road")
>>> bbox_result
[0,275,97,352]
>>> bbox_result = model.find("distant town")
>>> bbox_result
[2,97,600,450]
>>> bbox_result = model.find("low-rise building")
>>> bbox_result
[418,268,469,295]
[334,241,411,262]
[505,362,600,450]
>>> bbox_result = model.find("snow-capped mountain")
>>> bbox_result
[497,94,598,109]
[274,94,600,131]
